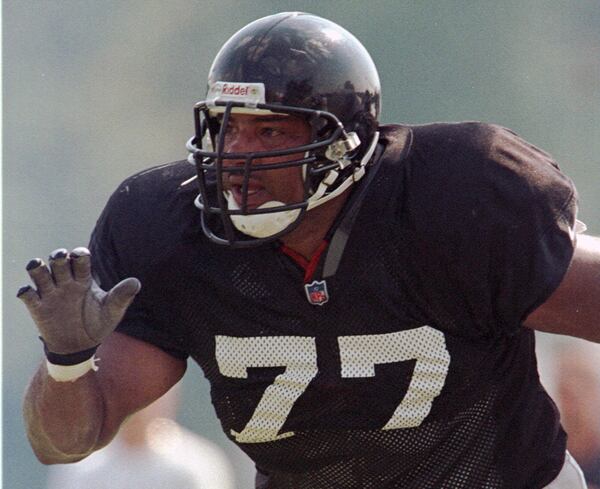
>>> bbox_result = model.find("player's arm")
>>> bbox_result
[23,332,186,464]
[19,248,186,464]
[525,234,600,342]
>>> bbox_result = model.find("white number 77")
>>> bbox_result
[338,326,450,429]
[216,326,450,443]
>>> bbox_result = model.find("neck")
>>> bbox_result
[280,191,350,259]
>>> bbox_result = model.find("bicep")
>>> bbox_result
[94,331,187,446]
[525,234,600,342]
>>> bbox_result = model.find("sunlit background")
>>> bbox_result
[5,1,600,487]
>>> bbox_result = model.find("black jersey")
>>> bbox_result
[90,122,577,489]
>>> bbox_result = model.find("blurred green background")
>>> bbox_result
[4,1,600,487]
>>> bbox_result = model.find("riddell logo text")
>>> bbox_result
[219,84,254,96]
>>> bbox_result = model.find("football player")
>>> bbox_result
[19,12,600,489]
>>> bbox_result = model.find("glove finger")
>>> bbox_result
[26,259,56,296]
[16,285,42,310]
[49,248,72,285]
[104,277,141,322]
[70,247,92,281]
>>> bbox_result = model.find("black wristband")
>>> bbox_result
[40,337,99,366]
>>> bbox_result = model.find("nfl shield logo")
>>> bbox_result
[304,280,329,306]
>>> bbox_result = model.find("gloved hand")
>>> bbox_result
[17,247,141,356]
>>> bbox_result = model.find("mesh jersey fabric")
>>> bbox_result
[90,122,578,488]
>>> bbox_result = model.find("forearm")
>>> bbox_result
[23,362,107,464]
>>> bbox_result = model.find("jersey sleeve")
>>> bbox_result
[89,179,190,359]
[405,122,578,337]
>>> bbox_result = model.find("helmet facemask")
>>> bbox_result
[186,97,373,247]
[185,12,381,247]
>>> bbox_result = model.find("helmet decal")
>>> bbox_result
[207,81,266,106]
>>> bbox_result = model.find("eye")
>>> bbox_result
[259,127,284,138]
[218,123,238,144]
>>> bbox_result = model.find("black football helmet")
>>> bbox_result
[186,12,381,247]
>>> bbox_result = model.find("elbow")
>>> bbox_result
[26,427,99,465]
[31,439,95,465]
[32,446,90,465]
[35,452,70,466]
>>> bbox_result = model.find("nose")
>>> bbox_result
[221,124,264,171]
[220,125,251,170]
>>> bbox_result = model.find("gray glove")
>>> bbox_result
[17,247,141,355]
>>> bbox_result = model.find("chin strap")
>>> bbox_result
[306,132,379,211]
[322,125,412,279]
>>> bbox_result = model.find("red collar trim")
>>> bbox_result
[280,240,329,283]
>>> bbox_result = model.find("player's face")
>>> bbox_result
[220,113,311,209]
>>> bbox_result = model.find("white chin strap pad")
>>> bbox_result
[226,192,301,238]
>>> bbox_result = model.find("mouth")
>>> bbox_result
[227,179,271,209]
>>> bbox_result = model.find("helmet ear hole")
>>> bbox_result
[308,114,331,136]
